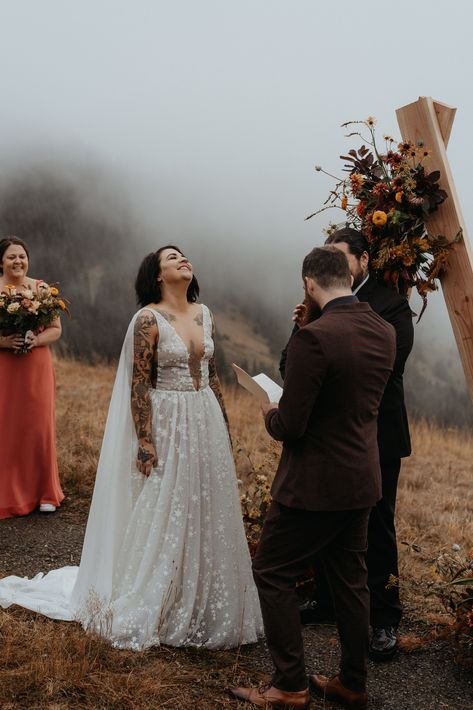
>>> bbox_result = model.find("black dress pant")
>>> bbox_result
[252,501,371,693]
[313,458,402,628]
[367,457,402,627]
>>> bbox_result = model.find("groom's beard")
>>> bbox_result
[301,294,322,326]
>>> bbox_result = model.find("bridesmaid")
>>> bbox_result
[0,236,64,518]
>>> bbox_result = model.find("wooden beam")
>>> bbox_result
[396,97,473,401]
[432,100,456,147]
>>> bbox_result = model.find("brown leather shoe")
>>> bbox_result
[309,674,367,709]
[229,683,310,708]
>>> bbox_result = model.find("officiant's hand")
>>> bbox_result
[292,303,306,326]
[261,401,278,417]
[137,440,157,476]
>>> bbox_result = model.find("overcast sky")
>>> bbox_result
[1,0,471,355]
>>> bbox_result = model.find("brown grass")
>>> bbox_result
[1,356,472,707]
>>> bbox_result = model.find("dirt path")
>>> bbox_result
[1,496,473,709]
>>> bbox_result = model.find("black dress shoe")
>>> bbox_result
[369,626,398,662]
[299,600,336,625]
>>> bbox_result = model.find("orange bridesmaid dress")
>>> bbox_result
[0,345,64,518]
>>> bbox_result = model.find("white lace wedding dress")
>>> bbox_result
[0,305,263,650]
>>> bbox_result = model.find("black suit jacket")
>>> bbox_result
[279,276,413,460]
[267,299,396,511]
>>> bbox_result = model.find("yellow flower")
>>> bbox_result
[372,210,388,226]
[341,195,348,210]
[398,140,414,155]
[395,191,403,203]
[58,299,66,310]
[365,116,376,127]
[414,238,430,251]
[50,287,59,296]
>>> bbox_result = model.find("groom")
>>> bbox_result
[230,246,396,709]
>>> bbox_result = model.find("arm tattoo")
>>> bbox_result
[208,315,230,430]
[194,312,203,326]
[131,313,157,444]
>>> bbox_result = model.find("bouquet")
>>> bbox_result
[0,283,69,353]
[307,116,460,318]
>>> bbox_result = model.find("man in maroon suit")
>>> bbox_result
[230,246,396,709]
[283,228,413,662]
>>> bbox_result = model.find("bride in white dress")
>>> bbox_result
[0,245,263,650]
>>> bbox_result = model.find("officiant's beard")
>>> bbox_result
[352,265,368,290]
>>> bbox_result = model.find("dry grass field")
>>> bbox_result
[1,357,473,708]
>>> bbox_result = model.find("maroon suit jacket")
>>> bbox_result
[266,297,396,511]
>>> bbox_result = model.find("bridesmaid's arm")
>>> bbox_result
[26,317,62,348]
[131,312,158,477]
[208,313,232,443]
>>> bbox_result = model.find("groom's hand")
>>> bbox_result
[292,303,306,326]
[137,440,158,476]
[261,401,278,417]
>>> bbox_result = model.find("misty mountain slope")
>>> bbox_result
[212,304,281,384]
[1,163,472,427]
[0,165,141,359]
[0,163,290,369]
[404,344,473,428]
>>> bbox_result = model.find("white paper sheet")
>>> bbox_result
[231,364,283,403]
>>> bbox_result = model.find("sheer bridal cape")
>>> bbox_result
[0,306,263,649]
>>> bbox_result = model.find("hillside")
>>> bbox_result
[213,305,281,383]
[1,357,473,708]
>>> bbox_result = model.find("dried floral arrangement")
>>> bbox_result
[307,117,460,317]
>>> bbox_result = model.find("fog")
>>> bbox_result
[1,1,473,421]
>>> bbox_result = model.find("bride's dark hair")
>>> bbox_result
[135,245,200,307]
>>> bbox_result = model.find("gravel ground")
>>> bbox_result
[1,498,473,709]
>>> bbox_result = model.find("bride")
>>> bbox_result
[0,245,263,650]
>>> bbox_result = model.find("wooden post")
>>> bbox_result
[396,97,473,401]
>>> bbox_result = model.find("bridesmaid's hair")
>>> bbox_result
[135,245,200,307]
[0,235,30,274]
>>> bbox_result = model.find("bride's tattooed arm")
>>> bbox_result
[208,314,232,446]
[131,312,158,476]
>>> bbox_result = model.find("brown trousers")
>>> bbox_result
[252,501,371,692]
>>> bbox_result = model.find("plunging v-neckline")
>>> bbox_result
[150,305,206,391]
[153,305,206,360]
